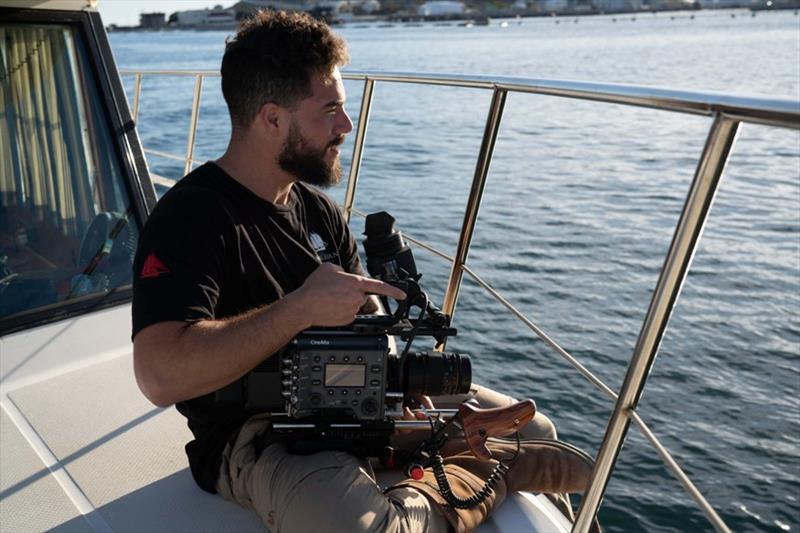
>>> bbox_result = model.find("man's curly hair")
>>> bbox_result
[221,10,349,129]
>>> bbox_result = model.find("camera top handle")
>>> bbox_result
[362,211,453,347]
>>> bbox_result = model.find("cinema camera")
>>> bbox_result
[217,212,535,480]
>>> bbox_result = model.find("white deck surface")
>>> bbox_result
[0,304,570,532]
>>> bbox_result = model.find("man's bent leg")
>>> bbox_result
[391,383,557,458]
[434,385,579,520]
[216,415,449,533]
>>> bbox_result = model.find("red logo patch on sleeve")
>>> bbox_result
[140,252,171,279]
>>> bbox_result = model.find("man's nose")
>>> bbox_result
[336,108,353,135]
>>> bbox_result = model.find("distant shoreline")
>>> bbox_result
[107,5,799,33]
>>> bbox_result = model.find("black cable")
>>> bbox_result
[430,453,510,509]
[427,431,522,510]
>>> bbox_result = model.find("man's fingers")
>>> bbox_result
[315,262,342,273]
[420,395,435,410]
[402,406,429,421]
[358,277,406,300]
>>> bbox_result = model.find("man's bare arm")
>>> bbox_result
[133,263,406,407]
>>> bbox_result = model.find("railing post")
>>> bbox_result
[132,73,142,121]
[572,114,740,532]
[184,74,204,176]
[343,79,375,223]
[441,88,507,322]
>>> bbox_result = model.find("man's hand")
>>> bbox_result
[402,395,435,421]
[393,396,436,441]
[294,263,406,327]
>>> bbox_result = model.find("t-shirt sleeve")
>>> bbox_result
[131,189,228,339]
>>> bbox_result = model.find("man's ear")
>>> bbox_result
[257,102,286,136]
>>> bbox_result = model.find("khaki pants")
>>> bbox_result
[215,385,556,532]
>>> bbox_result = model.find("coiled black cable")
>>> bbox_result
[429,453,510,509]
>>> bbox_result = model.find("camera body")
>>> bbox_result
[215,211,472,455]
[222,316,471,421]
[240,330,392,419]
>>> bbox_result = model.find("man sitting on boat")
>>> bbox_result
[131,10,592,533]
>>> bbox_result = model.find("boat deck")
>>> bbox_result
[0,305,569,532]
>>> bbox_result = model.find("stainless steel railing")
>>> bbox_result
[119,68,800,533]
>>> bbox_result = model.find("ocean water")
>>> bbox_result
[110,10,800,532]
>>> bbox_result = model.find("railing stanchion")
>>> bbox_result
[132,73,142,121]
[184,74,204,176]
[440,88,507,331]
[343,79,375,223]
[573,113,739,533]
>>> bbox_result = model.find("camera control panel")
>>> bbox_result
[282,332,390,420]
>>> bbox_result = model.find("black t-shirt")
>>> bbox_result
[132,162,362,493]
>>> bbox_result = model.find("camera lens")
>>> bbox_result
[403,351,471,396]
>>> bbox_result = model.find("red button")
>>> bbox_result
[409,465,425,481]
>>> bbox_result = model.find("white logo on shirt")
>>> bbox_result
[309,232,327,253]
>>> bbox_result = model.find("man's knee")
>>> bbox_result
[526,411,557,440]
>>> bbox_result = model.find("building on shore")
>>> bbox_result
[417,1,466,16]
[139,12,166,29]
[649,0,700,9]
[592,0,642,11]
[697,0,757,7]
[230,0,312,16]
[231,1,341,23]
[168,5,236,29]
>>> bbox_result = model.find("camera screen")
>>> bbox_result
[324,364,366,387]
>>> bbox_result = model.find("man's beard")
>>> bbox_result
[278,122,344,188]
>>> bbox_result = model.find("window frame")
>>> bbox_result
[0,7,156,336]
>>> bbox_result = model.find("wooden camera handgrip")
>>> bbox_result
[458,399,536,462]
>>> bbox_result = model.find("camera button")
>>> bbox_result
[312,379,321,386]
[370,380,380,386]
[371,365,382,373]
[357,356,364,362]
[313,356,321,363]
[327,389,335,396]
[343,356,350,362]
[362,398,378,415]
[341,389,349,396]
[312,366,322,372]
[351,400,360,407]
[329,356,336,362]
[355,390,362,396]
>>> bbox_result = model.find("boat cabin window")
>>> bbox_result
[0,22,138,323]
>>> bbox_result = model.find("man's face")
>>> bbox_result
[278,68,353,188]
